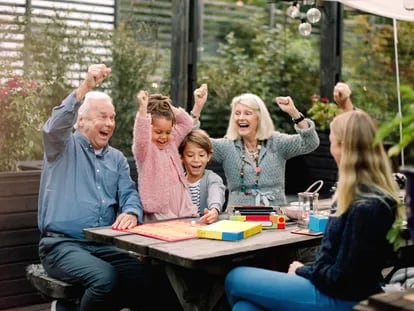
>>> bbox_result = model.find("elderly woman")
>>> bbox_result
[194,92,319,207]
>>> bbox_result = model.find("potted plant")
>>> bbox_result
[306,95,340,132]
[375,91,414,250]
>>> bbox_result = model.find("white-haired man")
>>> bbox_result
[38,64,153,311]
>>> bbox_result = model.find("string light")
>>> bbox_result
[286,3,300,18]
[307,7,321,23]
[298,20,312,36]
[286,1,322,36]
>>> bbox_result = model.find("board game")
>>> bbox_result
[124,219,205,242]
[197,220,262,241]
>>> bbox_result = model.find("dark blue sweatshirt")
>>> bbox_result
[296,188,396,301]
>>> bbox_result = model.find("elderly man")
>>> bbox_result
[38,64,153,311]
[333,82,355,112]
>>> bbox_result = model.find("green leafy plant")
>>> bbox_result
[306,95,340,132]
[0,76,42,171]
[0,12,162,169]
[375,84,414,159]
[198,13,320,138]
[374,85,414,251]
[386,202,409,251]
[108,23,162,156]
[0,14,101,170]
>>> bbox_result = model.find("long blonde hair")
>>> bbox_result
[330,110,398,215]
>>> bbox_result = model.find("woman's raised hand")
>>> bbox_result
[275,96,297,114]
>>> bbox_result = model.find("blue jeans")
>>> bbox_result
[225,266,359,311]
[39,237,154,311]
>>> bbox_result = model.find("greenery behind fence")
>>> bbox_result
[0,1,414,171]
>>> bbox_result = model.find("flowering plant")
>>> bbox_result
[0,77,42,171]
[307,95,340,132]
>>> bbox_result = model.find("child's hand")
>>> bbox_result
[200,207,219,224]
[194,83,208,101]
[192,84,208,119]
[136,90,149,109]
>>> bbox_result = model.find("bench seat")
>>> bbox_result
[25,263,83,303]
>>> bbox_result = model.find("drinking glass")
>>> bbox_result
[297,191,319,228]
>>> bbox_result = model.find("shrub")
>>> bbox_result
[109,24,163,156]
[0,13,161,169]
[0,76,42,170]
[198,13,320,137]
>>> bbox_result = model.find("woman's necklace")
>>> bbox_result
[245,145,259,160]
[240,139,262,194]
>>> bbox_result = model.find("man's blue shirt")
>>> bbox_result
[38,91,143,239]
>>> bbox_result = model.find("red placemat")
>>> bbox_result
[122,219,206,242]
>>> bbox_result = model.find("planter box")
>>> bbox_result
[0,170,46,310]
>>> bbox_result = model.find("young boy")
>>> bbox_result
[179,129,226,223]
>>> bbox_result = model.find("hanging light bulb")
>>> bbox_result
[286,3,300,18]
[306,7,321,24]
[298,21,312,36]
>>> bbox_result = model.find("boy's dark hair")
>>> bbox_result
[179,129,213,155]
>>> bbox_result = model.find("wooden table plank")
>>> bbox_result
[114,234,165,256]
[144,226,322,273]
[83,226,131,244]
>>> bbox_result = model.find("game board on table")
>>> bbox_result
[124,219,205,242]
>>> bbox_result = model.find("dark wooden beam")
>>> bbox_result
[170,0,202,110]
[187,0,202,112]
[320,1,343,100]
[170,0,189,108]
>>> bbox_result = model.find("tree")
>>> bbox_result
[198,13,320,138]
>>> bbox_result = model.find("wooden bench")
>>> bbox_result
[22,158,139,307]
[25,263,83,304]
[353,289,414,310]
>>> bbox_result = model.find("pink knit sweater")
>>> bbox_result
[132,108,198,220]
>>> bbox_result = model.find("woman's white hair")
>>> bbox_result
[74,91,112,130]
[225,93,275,140]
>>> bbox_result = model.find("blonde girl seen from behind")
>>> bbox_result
[329,110,399,215]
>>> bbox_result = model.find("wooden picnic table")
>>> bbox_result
[83,201,332,311]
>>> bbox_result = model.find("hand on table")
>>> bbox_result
[200,208,219,224]
[112,213,138,230]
